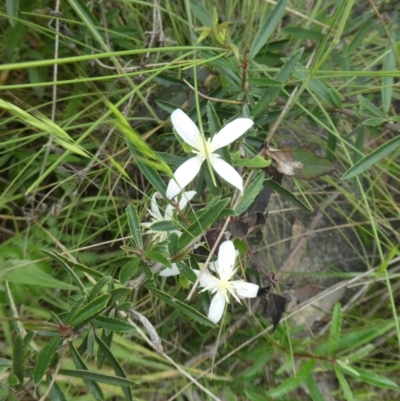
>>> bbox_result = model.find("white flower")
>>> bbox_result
[166,109,254,199]
[195,240,259,324]
[142,190,196,242]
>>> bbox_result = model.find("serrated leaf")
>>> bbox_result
[263,179,313,212]
[95,334,133,401]
[329,302,342,356]
[145,250,171,268]
[151,288,217,327]
[341,135,400,180]
[266,360,315,398]
[249,0,289,59]
[93,316,135,332]
[12,334,25,387]
[69,343,104,401]
[126,204,143,249]
[178,197,229,251]
[119,258,141,285]
[68,294,111,327]
[33,336,61,386]
[235,172,265,215]
[59,369,137,387]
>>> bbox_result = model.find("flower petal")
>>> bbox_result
[159,263,180,277]
[171,109,201,149]
[211,157,243,193]
[211,118,253,150]
[195,269,220,291]
[178,190,197,210]
[164,204,174,220]
[166,157,204,199]
[208,291,226,323]
[232,282,259,298]
[216,240,236,281]
[150,192,163,220]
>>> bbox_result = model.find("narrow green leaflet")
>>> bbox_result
[382,44,396,115]
[119,257,141,285]
[69,343,104,401]
[48,378,68,401]
[249,0,289,59]
[145,249,171,268]
[252,47,303,116]
[231,151,271,168]
[12,335,25,387]
[178,197,230,251]
[206,101,221,135]
[59,369,137,387]
[93,316,135,332]
[95,334,133,401]
[235,172,264,215]
[151,288,217,327]
[126,204,143,249]
[33,335,62,386]
[149,221,181,232]
[68,293,111,327]
[263,179,313,213]
[305,375,324,401]
[357,94,383,117]
[42,249,86,294]
[6,0,18,27]
[88,276,112,302]
[341,136,400,180]
[334,366,354,401]
[128,143,167,197]
[266,360,315,398]
[328,302,342,356]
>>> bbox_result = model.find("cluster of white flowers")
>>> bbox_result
[142,109,258,324]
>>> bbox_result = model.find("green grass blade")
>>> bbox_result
[328,302,342,356]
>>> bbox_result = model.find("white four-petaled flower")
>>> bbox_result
[195,240,259,324]
[166,109,254,199]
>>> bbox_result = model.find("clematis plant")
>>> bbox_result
[142,190,196,243]
[166,109,254,199]
[195,240,259,324]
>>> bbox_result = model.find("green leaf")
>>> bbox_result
[109,288,132,305]
[266,360,315,398]
[249,0,289,59]
[334,367,354,401]
[69,343,104,401]
[235,172,265,215]
[151,288,217,327]
[341,135,400,180]
[305,375,325,401]
[263,179,313,212]
[145,249,171,268]
[176,261,197,283]
[128,144,167,197]
[95,334,133,401]
[149,220,181,232]
[328,302,342,356]
[119,257,141,285]
[339,365,399,390]
[12,334,25,387]
[88,276,112,302]
[178,197,230,251]
[93,316,135,332]
[231,151,272,168]
[279,142,335,180]
[33,336,62,386]
[357,95,383,117]
[363,117,386,126]
[328,88,342,109]
[126,204,143,249]
[0,259,78,291]
[6,0,19,27]
[68,294,111,327]
[206,101,221,135]
[282,27,324,40]
[252,47,303,116]
[59,369,137,387]
[48,378,68,401]
[42,250,86,293]
[382,45,396,115]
